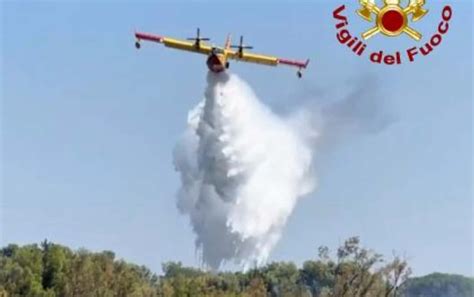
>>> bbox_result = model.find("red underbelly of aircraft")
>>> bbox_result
[206,54,226,73]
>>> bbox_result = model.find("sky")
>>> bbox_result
[1,1,472,276]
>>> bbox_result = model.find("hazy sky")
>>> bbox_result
[1,1,472,276]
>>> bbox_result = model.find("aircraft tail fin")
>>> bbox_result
[225,34,232,50]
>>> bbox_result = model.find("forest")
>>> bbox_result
[0,237,472,297]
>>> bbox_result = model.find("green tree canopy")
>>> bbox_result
[1,239,471,297]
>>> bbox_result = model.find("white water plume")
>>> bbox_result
[173,72,316,270]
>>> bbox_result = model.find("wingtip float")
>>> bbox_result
[134,28,310,78]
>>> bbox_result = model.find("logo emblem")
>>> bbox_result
[332,2,451,65]
[357,0,428,40]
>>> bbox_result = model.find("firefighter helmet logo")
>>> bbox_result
[357,0,428,40]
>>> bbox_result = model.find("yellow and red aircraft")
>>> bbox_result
[134,28,310,78]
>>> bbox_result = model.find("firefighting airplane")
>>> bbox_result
[134,28,310,78]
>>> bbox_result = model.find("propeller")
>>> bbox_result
[230,36,253,55]
[186,28,210,47]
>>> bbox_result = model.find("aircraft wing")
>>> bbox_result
[135,32,213,55]
[227,50,309,70]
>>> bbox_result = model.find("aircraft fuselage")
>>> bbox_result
[206,53,227,73]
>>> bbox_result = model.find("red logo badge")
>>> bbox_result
[333,1,452,65]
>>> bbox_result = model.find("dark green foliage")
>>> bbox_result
[0,242,158,297]
[0,239,471,297]
[401,273,474,297]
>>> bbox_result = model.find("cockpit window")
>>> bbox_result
[212,47,225,54]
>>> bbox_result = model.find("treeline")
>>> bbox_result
[0,238,472,297]
[402,273,473,297]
